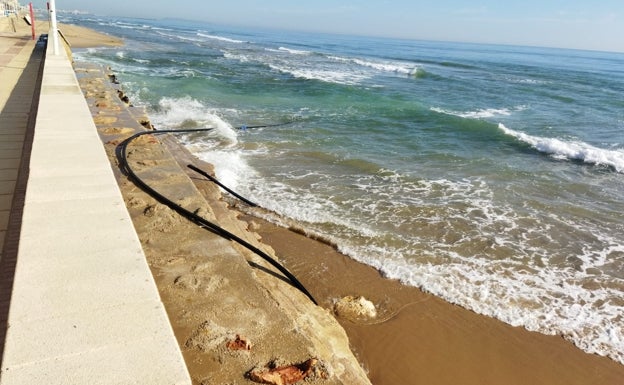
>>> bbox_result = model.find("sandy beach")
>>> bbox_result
[0,15,123,47]
[5,13,624,384]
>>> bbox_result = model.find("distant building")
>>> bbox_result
[1,0,23,17]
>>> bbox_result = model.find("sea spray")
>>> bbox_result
[151,96,238,145]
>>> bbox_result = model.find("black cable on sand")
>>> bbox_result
[116,128,318,305]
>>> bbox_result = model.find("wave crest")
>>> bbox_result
[151,96,238,144]
[196,32,246,44]
[431,106,526,119]
[498,124,624,172]
[278,47,311,55]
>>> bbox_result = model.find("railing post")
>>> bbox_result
[49,0,59,55]
[29,2,35,40]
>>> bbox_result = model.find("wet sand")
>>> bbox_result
[49,16,624,385]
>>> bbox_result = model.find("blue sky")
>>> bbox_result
[51,1,624,52]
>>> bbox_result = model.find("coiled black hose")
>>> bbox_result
[116,128,318,305]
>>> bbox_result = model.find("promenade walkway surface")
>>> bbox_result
[0,30,37,269]
[0,31,41,380]
[0,30,191,384]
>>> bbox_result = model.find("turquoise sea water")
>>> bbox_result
[66,13,624,364]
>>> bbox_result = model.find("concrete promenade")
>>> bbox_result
[0,26,37,269]
[0,31,191,384]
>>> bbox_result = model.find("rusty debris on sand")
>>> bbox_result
[248,358,320,385]
[226,334,252,351]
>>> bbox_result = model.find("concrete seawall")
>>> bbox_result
[0,32,191,384]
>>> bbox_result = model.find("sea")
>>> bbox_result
[62,12,624,364]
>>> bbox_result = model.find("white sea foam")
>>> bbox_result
[192,146,250,190]
[225,48,418,85]
[150,96,238,144]
[223,52,250,63]
[268,64,366,85]
[197,32,245,44]
[278,47,311,55]
[114,51,150,64]
[329,55,420,76]
[151,26,175,32]
[431,106,526,119]
[352,58,419,75]
[499,124,624,172]
[153,30,204,43]
[222,49,365,85]
[112,23,140,30]
[506,77,548,85]
[74,46,158,77]
[193,147,359,227]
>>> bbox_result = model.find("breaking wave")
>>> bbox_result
[150,96,238,144]
[196,32,246,44]
[499,124,624,172]
[431,106,527,119]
